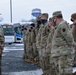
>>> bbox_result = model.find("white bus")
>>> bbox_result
[13,22,33,43]
[0,23,15,44]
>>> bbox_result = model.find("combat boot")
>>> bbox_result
[30,58,34,63]
[25,58,31,62]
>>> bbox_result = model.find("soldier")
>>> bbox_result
[49,17,54,29]
[51,11,74,75]
[45,17,56,75]
[36,13,50,75]
[0,25,4,75]
[27,27,34,62]
[30,23,37,63]
[35,14,42,65]
[71,13,76,67]
[24,27,30,62]
[22,26,28,60]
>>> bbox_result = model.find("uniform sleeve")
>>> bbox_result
[36,26,42,48]
[0,26,4,44]
[46,33,52,50]
[60,23,73,46]
[72,25,76,42]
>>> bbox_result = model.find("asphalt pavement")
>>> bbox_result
[2,43,76,75]
[2,43,42,75]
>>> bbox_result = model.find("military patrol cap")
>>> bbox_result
[30,23,35,27]
[71,13,76,20]
[41,13,49,19]
[37,14,42,21]
[52,11,62,17]
[49,17,52,21]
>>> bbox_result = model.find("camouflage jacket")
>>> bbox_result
[72,22,76,42]
[41,23,51,48]
[46,27,55,53]
[51,20,74,58]
[31,28,36,43]
[36,24,44,49]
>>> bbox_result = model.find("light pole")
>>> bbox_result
[10,0,12,23]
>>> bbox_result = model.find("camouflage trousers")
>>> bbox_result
[38,48,57,75]
[33,43,39,60]
[38,48,52,75]
[23,42,28,59]
[73,47,76,66]
[53,55,74,75]
[26,44,34,59]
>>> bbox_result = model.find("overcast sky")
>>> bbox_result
[0,0,76,23]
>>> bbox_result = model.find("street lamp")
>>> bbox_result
[10,0,12,23]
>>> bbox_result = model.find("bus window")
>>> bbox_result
[2,25,14,35]
[14,27,22,34]
[1,24,15,44]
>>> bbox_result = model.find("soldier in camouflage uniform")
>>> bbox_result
[35,14,42,65]
[27,27,34,62]
[45,17,56,75]
[36,13,50,75]
[0,25,4,75]
[71,13,76,67]
[22,26,28,60]
[36,14,45,67]
[30,23,37,63]
[51,11,74,75]
[24,27,30,62]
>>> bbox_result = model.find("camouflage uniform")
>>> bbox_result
[27,28,33,61]
[51,20,74,75]
[35,24,40,65]
[71,13,76,67]
[0,26,4,75]
[22,28,28,59]
[72,23,76,66]
[36,24,44,67]
[31,26,39,62]
[40,23,51,74]
[35,14,42,64]
[46,27,57,75]
[25,29,29,60]
[37,13,50,75]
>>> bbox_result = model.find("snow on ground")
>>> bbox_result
[3,43,24,51]
[8,68,76,75]
[14,44,23,46]
[8,69,43,75]
[3,47,23,51]
[2,68,76,75]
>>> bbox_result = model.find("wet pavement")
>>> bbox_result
[2,43,42,75]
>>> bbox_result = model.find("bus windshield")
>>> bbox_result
[2,25,14,35]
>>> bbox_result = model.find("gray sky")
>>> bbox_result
[0,0,76,23]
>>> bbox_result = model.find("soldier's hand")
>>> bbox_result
[1,43,5,50]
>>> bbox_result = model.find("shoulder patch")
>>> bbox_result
[62,28,66,32]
